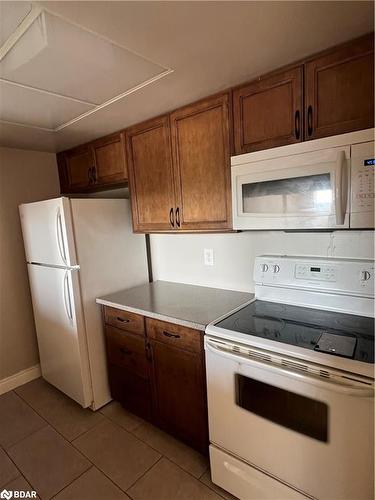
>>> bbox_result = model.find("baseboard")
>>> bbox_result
[0,364,41,395]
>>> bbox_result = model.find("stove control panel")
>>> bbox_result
[254,255,374,299]
[295,264,337,282]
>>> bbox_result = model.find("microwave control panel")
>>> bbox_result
[350,141,374,228]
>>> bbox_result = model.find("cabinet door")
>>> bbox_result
[170,94,232,231]
[305,34,374,140]
[233,66,303,154]
[92,133,127,186]
[149,339,208,453]
[105,325,152,421]
[126,115,176,232]
[61,145,93,192]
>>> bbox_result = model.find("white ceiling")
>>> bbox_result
[0,1,373,153]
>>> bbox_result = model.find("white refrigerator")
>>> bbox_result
[19,197,149,410]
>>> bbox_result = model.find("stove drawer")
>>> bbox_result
[209,445,309,500]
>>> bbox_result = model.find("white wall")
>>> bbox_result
[0,147,60,382]
[150,231,375,292]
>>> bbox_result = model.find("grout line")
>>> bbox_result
[49,465,95,500]
[125,455,164,494]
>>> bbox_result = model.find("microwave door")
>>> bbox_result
[232,147,350,230]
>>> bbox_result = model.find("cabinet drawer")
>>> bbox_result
[104,306,144,335]
[146,318,202,353]
[105,325,148,377]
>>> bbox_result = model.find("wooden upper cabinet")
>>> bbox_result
[170,93,232,230]
[126,115,176,232]
[233,66,303,154]
[92,133,127,186]
[59,145,93,192]
[305,34,374,140]
[58,132,127,193]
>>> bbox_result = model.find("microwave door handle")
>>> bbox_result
[334,150,347,225]
[205,340,374,398]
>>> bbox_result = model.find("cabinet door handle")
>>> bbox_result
[176,207,181,228]
[307,105,313,137]
[119,347,132,355]
[116,317,130,323]
[169,207,175,227]
[88,167,93,184]
[294,110,300,140]
[163,330,181,339]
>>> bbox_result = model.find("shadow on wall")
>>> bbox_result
[0,146,60,381]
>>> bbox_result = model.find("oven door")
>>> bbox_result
[232,146,350,230]
[205,337,374,500]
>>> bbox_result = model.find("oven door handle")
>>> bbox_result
[205,340,374,398]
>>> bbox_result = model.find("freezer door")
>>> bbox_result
[27,264,92,407]
[19,197,77,267]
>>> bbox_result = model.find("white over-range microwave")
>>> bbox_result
[231,129,374,230]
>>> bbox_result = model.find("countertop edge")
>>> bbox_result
[96,298,206,331]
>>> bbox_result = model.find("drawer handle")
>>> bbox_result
[163,330,180,339]
[119,347,132,355]
[116,317,130,323]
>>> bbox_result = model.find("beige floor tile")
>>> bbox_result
[200,469,238,500]
[16,378,104,441]
[128,457,222,500]
[0,391,47,449]
[3,475,41,499]
[73,419,161,491]
[100,401,144,432]
[54,467,131,500]
[133,422,208,478]
[7,426,90,500]
[0,448,19,488]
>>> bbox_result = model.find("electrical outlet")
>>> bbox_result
[204,248,214,266]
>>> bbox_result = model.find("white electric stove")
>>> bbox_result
[205,255,374,500]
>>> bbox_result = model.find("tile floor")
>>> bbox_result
[0,378,236,500]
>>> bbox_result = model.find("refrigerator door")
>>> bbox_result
[70,198,149,409]
[27,264,92,407]
[19,197,78,267]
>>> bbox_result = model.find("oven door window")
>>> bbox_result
[242,173,332,215]
[235,374,328,442]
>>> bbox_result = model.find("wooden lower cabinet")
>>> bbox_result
[103,308,208,453]
[104,324,152,421]
[149,339,208,453]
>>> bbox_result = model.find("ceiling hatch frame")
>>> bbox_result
[0,4,173,132]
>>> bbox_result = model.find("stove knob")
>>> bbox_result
[272,265,280,273]
[261,264,269,272]
[360,270,371,281]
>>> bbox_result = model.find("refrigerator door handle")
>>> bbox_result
[63,271,73,323]
[56,207,68,266]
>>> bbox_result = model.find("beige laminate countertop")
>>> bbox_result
[96,280,253,331]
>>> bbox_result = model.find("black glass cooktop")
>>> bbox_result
[215,300,374,363]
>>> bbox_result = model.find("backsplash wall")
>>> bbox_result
[150,231,375,292]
